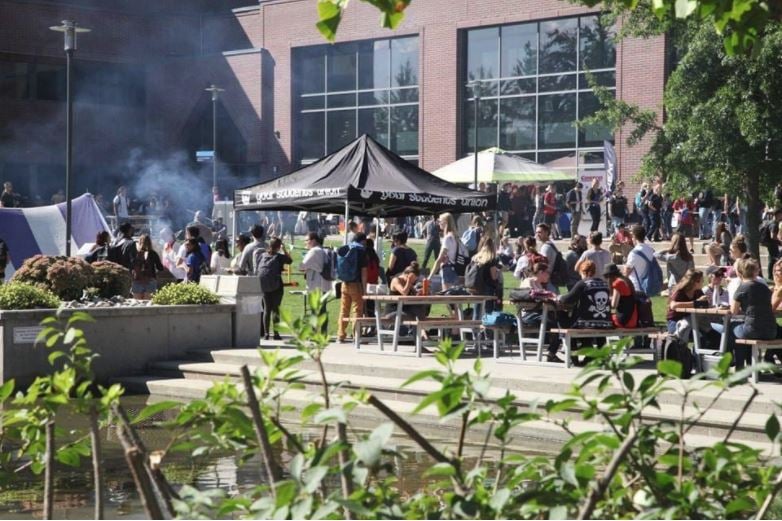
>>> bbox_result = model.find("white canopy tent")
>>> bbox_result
[432,147,574,184]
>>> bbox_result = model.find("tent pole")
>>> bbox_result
[232,208,238,254]
[344,198,349,245]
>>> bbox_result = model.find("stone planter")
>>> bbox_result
[0,304,234,387]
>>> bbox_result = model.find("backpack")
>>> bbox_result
[337,242,364,282]
[634,191,643,210]
[663,335,694,379]
[107,238,135,269]
[257,253,282,293]
[451,240,469,276]
[634,248,663,297]
[321,247,337,281]
[760,220,775,247]
[634,291,654,327]
[464,261,488,293]
[482,311,517,332]
[461,228,482,256]
[546,243,568,287]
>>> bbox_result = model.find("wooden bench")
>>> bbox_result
[735,338,782,383]
[549,327,664,368]
[411,319,482,358]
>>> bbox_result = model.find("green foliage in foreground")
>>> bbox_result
[0,282,60,310]
[0,294,781,519]
[150,282,220,306]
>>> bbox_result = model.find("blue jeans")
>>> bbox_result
[698,207,711,238]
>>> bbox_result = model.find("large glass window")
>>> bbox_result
[293,36,419,165]
[463,15,616,175]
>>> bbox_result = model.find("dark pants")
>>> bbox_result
[588,204,601,232]
[262,288,284,338]
[422,241,440,270]
[647,212,661,240]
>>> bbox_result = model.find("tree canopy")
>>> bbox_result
[316,0,779,53]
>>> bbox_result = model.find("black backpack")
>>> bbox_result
[547,243,568,287]
[452,240,469,276]
[464,261,488,294]
[257,253,283,293]
[635,291,655,327]
[663,335,694,379]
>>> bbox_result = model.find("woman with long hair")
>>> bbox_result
[86,231,110,264]
[666,269,706,334]
[714,221,733,265]
[470,236,502,313]
[603,263,637,328]
[131,234,164,299]
[210,238,232,275]
[656,233,695,289]
[430,212,464,289]
[257,237,293,341]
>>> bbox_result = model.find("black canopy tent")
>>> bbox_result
[233,134,495,217]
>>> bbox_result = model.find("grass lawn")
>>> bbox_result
[276,238,670,336]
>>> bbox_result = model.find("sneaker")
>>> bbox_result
[273,333,282,341]
[547,354,564,363]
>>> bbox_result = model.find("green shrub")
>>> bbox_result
[91,261,131,298]
[11,255,95,300]
[0,282,61,310]
[151,283,220,305]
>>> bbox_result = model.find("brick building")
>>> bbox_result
[0,0,665,205]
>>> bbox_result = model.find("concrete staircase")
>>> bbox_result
[115,342,782,453]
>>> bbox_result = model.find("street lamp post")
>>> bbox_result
[468,80,481,191]
[50,20,90,257]
[205,84,225,191]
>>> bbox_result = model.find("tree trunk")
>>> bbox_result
[746,171,763,261]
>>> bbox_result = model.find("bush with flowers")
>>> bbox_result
[91,260,132,299]
[11,255,98,301]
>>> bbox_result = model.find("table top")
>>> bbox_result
[682,307,782,317]
[363,294,493,304]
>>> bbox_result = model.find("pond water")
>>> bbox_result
[0,396,544,519]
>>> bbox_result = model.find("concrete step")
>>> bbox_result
[139,357,777,445]
[114,372,775,453]
[191,346,782,416]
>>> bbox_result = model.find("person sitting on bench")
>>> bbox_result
[385,261,429,323]
[557,260,614,363]
[603,263,637,328]
[519,261,561,363]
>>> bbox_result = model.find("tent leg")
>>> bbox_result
[232,209,238,253]
[344,199,349,245]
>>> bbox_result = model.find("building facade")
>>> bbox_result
[0,0,666,205]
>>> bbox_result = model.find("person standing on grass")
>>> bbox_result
[299,232,333,333]
[655,233,695,290]
[431,213,465,290]
[543,184,559,239]
[566,182,583,238]
[421,215,441,271]
[586,178,603,232]
[257,238,293,341]
[624,225,657,293]
[237,224,266,275]
[336,232,368,343]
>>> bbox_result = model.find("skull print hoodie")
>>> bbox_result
[559,277,614,329]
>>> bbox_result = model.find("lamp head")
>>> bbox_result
[50,20,91,52]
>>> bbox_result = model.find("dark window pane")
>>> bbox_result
[465,80,498,99]
[391,105,419,156]
[580,15,616,70]
[578,71,615,89]
[538,93,576,149]
[500,96,535,150]
[467,27,498,81]
[327,45,356,91]
[391,37,418,87]
[464,98,498,153]
[580,150,605,165]
[539,74,576,92]
[298,112,325,160]
[359,107,389,146]
[327,110,356,152]
[295,47,325,94]
[0,61,29,99]
[500,23,537,78]
[539,18,577,74]
[517,152,537,161]
[35,64,66,101]
[358,90,389,106]
[578,91,613,147]
[328,93,355,108]
[500,78,536,95]
[390,87,418,103]
[300,95,324,110]
[358,39,390,89]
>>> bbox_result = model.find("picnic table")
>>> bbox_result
[496,299,558,362]
[361,294,493,357]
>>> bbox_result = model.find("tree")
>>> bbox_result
[315,0,780,54]
[586,21,782,255]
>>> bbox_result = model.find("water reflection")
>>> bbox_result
[0,396,542,519]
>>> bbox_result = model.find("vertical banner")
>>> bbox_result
[603,140,617,193]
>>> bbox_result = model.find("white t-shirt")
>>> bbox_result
[441,234,458,264]
[113,194,129,218]
[301,246,333,294]
[626,242,657,291]
[210,252,232,275]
